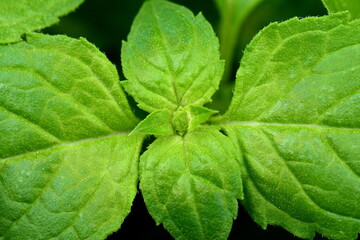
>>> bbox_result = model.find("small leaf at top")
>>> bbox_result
[322,0,360,19]
[186,105,218,132]
[0,0,84,43]
[217,13,360,240]
[122,0,224,113]
[0,33,143,239]
[131,105,217,136]
[140,126,242,240]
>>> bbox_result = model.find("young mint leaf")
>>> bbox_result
[186,105,218,132]
[121,0,224,113]
[132,105,217,136]
[131,109,174,136]
[0,0,84,43]
[214,0,265,83]
[140,126,243,240]
[217,12,360,240]
[0,33,143,239]
[322,0,360,19]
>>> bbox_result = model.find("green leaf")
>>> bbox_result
[132,105,217,136]
[322,0,360,20]
[0,33,143,239]
[140,126,242,240]
[131,109,174,136]
[186,105,218,132]
[217,13,360,240]
[0,134,143,240]
[0,33,138,158]
[214,0,265,83]
[0,0,84,44]
[122,0,224,113]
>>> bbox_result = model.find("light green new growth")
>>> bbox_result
[121,0,224,113]
[131,109,174,136]
[322,0,360,19]
[0,33,143,239]
[140,127,242,240]
[132,105,217,136]
[0,0,84,43]
[218,12,360,240]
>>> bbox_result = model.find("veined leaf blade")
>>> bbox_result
[0,33,143,239]
[122,0,224,113]
[0,33,138,159]
[218,13,360,240]
[140,126,242,240]
[0,134,143,240]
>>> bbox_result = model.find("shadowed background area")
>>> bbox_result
[44,0,327,239]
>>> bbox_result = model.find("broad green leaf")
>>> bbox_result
[0,33,142,239]
[214,0,265,82]
[140,126,242,240]
[217,13,360,240]
[0,134,143,240]
[131,109,174,136]
[0,0,84,44]
[122,0,224,113]
[0,33,138,158]
[322,0,360,19]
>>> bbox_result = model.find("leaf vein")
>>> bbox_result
[317,89,360,123]
[1,131,130,161]
[1,157,63,236]
[322,136,360,178]
[1,66,115,132]
[35,48,125,116]
[259,128,360,220]
[0,105,62,143]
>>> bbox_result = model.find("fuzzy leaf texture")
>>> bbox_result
[121,0,224,113]
[0,0,84,43]
[0,33,143,240]
[322,0,360,19]
[218,13,360,240]
[131,109,174,135]
[140,127,243,240]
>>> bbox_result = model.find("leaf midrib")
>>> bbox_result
[0,131,131,162]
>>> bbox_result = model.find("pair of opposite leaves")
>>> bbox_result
[0,0,359,240]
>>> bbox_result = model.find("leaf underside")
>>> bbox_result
[322,0,360,19]
[140,127,243,240]
[219,13,360,240]
[121,0,224,113]
[0,0,84,43]
[214,0,265,82]
[0,33,142,240]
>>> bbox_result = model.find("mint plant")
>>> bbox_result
[0,0,359,240]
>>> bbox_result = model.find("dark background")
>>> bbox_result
[45,0,328,239]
